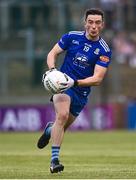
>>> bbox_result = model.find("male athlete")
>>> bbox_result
[37,8,112,173]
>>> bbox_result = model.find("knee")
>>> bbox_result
[57,111,69,121]
[56,111,69,126]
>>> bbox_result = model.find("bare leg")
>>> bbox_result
[51,94,71,147]
[49,94,77,173]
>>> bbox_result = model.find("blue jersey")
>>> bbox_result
[58,31,112,97]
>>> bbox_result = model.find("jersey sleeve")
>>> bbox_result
[96,50,112,68]
[58,33,70,50]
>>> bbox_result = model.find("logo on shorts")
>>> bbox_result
[76,111,80,115]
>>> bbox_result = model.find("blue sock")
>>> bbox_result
[45,126,52,138]
[51,146,60,162]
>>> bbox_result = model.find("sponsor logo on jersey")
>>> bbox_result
[100,55,109,62]
[73,53,89,68]
[94,48,100,55]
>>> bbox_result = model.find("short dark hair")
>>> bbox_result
[85,8,104,21]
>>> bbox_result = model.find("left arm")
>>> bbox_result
[77,64,108,87]
[59,64,108,92]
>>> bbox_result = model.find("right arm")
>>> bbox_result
[47,43,64,70]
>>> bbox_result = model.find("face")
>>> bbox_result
[84,14,104,40]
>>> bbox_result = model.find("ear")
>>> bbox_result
[102,21,105,29]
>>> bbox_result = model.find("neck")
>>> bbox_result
[85,32,99,41]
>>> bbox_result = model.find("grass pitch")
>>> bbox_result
[0,131,136,179]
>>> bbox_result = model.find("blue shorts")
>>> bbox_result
[64,88,88,117]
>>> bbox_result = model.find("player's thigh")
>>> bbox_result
[53,94,71,115]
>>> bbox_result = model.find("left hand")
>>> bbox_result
[59,73,77,92]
